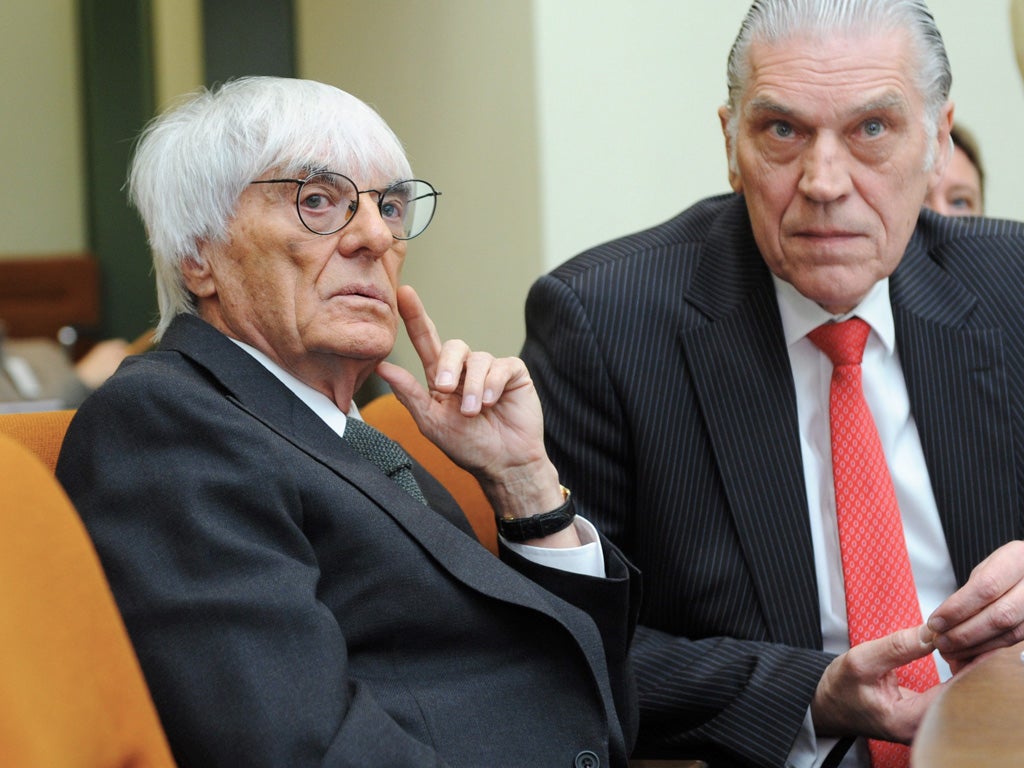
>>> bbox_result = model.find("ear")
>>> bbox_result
[181,248,217,299]
[719,105,743,193]
[928,101,955,190]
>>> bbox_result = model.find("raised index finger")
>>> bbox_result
[396,285,442,377]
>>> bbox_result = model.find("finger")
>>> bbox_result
[396,285,442,378]
[457,351,487,415]
[481,357,533,405]
[933,583,1024,661]
[852,625,937,679]
[375,360,424,411]
[433,339,472,395]
[928,541,1024,643]
[455,355,535,413]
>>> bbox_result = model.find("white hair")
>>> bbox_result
[723,0,952,172]
[128,76,412,338]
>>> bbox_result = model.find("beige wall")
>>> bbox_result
[0,0,201,260]
[152,0,204,110]
[0,1,86,257]
[297,0,542,367]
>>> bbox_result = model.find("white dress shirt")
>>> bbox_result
[773,278,957,768]
[229,338,605,578]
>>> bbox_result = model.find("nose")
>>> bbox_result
[797,133,852,203]
[336,193,394,257]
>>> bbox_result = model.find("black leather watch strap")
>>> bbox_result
[496,486,575,542]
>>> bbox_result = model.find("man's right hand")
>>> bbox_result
[810,625,946,744]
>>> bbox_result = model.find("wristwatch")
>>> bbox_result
[495,486,575,542]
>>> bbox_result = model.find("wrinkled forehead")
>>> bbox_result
[741,28,922,110]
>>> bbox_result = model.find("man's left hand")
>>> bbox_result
[928,540,1024,672]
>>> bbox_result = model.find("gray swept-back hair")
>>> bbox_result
[128,76,412,339]
[723,0,951,169]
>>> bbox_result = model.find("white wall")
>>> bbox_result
[533,1,744,268]
[533,0,1024,272]
[932,0,1024,220]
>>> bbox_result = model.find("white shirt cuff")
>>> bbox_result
[501,516,606,577]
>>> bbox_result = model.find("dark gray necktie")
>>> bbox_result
[344,418,428,506]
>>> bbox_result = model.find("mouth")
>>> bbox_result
[793,229,862,240]
[329,284,391,305]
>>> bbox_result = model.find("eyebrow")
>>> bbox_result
[855,93,910,116]
[746,96,795,118]
[746,91,910,121]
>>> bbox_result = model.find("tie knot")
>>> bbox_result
[807,317,871,367]
[343,417,428,505]
[344,418,413,478]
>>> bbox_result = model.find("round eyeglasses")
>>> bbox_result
[251,172,440,240]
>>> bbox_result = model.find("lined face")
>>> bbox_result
[185,168,408,383]
[721,29,952,314]
[924,144,983,217]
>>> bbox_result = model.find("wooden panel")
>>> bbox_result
[911,640,1024,766]
[0,255,99,340]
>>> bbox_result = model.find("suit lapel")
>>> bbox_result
[681,212,822,648]
[891,240,1019,582]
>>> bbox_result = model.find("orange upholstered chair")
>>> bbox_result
[362,393,498,554]
[0,408,75,472]
[0,431,176,767]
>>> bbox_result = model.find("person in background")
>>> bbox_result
[923,123,985,216]
[0,326,133,409]
[57,76,639,768]
[522,1,1024,766]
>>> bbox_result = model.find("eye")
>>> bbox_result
[298,183,339,212]
[381,200,403,220]
[771,121,795,139]
[297,174,355,220]
[303,192,329,210]
[950,196,978,212]
[380,189,409,223]
[862,118,884,137]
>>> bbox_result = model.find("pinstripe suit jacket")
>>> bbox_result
[56,314,640,768]
[522,193,1024,767]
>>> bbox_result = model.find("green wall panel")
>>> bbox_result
[79,0,158,341]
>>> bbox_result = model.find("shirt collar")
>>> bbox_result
[227,338,359,437]
[772,275,896,355]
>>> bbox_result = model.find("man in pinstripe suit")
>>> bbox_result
[522,1,1024,766]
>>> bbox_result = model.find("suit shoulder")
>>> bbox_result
[917,211,1024,275]
[75,347,224,427]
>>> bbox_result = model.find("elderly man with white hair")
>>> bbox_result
[57,76,640,768]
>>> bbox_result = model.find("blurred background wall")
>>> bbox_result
[3,0,1023,374]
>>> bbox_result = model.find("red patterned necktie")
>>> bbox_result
[808,318,939,768]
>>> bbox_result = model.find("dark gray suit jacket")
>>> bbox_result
[522,193,1024,767]
[56,314,640,768]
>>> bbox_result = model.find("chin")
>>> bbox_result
[792,278,872,315]
[313,327,396,363]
